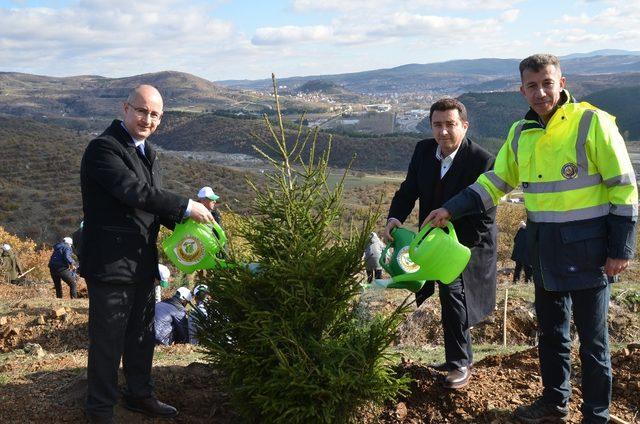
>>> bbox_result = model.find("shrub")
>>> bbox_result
[196,76,410,423]
[0,226,50,282]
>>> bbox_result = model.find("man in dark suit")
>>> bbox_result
[80,85,215,423]
[384,98,497,390]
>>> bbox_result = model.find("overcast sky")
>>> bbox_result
[0,0,637,81]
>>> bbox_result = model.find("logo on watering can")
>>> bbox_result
[396,246,419,273]
[174,236,205,266]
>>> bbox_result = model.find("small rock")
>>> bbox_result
[37,315,46,325]
[0,316,7,325]
[621,348,630,357]
[23,343,45,358]
[52,307,66,319]
[2,326,20,338]
[395,402,408,420]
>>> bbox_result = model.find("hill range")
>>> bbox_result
[0,116,255,244]
[218,51,640,95]
[2,50,640,246]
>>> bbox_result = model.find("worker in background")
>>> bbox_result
[49,237,78,298]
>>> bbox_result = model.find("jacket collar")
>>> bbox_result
[522,89,575,130]
[105,120,157,164]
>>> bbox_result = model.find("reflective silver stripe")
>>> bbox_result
[604,172,636,187]
[485,171,514,193]
[522,173,602,194]
[610,203,638,218]
[576,109,595,174]
[511,121,524,165]
[470,182,495,211]
[526,204,610,223]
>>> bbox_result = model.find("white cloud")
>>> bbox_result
[291,0,390,13]
[252,25,333,45]
[500,9,520,23]
[0,0,249,78]
[551,3,640,49]
[252,11,508,48]
[292,0,522,12]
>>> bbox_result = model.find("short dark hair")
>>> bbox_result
[429,98,467,124]
[519,54,561,78]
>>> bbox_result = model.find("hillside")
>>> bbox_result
[295,80,346,94]
[0,71,325,133]
[219,54,640,95]
[153,112,421,171]
[584,86,640,140]
[459,72,640,98]
[454,87,640,141]
[0,117,254,245]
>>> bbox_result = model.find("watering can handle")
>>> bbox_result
[419,221,458,241]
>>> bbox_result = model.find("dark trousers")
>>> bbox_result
[86,279,156,418]
[513,262,533,283]
[535,284,611,423]
[366,268,382,283]
[439,278,472,369]
[50,267,78,298]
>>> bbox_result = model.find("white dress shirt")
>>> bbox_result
[435,144,460,179]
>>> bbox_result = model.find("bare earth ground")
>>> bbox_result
[0,278,638,423]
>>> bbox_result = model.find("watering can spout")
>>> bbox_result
[373,278,425,293]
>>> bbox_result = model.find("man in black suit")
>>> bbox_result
[385,98,497,390]
[80,85,215,423]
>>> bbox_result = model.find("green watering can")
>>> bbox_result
[162,219,229,274]
[374,222,471,290]
[373,227,425,292]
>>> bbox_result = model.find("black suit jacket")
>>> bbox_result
[388,137,497,326]
[80,120,189,284]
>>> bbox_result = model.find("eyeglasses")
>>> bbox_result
[126,102,162,122]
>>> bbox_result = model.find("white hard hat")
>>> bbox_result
[63,237,73,245]
[158,263,170,283]
[176,287,192,302]
[197,186,219,201]
[193,284,209,297]
[1,244,10,251]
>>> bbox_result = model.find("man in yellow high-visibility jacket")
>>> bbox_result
[425,54,637,424]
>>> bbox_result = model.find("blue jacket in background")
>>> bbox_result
[49,242,77,271]
[154,296,189,345]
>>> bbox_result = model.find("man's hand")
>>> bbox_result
[422,208,452,228]
[604,257,629,277]
[383,218,401,242]
[189,201,216,224]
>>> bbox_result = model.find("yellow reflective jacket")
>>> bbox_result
[471,91,637,223]
[444,91,637,291]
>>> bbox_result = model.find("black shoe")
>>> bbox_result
[514,398,569,423]
[86,413,115,424]
[123,396,178,418]
[429,362,451,371]
[429,361,473,371]
[443,366,470,389]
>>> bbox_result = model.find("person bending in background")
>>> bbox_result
[1,244,22,284]
[188,284,211,345]
[48,237,78,298]
[155,287,191,346]
[364,232,385,283]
